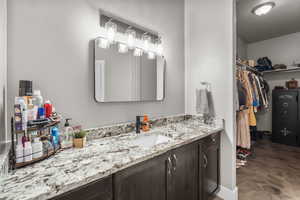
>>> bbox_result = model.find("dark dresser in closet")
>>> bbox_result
[272,89,300,146]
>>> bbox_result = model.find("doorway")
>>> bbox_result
[235,0,300,199]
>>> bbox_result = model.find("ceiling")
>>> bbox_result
[237,0,300,43]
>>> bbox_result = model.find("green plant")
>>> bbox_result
[74,130,86,139]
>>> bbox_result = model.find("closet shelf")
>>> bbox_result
[263,67,300,74]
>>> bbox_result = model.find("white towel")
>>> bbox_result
[196,89,215,117]
[196,89,209,114]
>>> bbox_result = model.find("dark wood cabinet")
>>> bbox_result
[200,133,220,200]
[51,176,112,200]
[169,142,198,200]
[114,153,169,200]
[114,142,199,200]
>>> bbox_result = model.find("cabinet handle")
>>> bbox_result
[167,157,172,175]
[203,154,208,168]
[211,137,216,143]
[172,154,177,171]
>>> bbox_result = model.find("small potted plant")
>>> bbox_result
[73,130,87,148]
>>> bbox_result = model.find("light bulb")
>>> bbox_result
[155,37,163,56]
[133,48,143,57]
[142,33,151,52]
[125,27,136,49]
[118,43,128,53]
[252,2,275,16]
[147,52,156,60]
[105,20,117,43]
[97,37,110,49]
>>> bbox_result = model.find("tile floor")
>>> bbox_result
[237,138,300,200]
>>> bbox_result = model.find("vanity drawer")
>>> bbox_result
[51,176,112,200]
[202,132,220,147]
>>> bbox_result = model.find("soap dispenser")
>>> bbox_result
[60,118,74,149]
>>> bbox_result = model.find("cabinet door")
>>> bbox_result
[170,142,198,200]
[201,133,220,200]
[51,176,112,200]
[114,153,169,200]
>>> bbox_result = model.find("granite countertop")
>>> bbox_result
[0,117,223,200]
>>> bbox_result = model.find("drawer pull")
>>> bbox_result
[203,154,208,168]
[167,157,172,175]
[172,154,177,171]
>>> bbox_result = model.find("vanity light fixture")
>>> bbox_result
[118,43,128,53]
[252,2,275,16]
[133,48,143,57]
[142,33,151,52]
[155,36,163,56]
[147,52,156,60]
[97,37,110,49]
[125,27,136,49]
[105,19,117,43]
[99,14,164,59]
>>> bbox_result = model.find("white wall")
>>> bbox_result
[7,0,185,130]
[185,0,237,198]
[0,0,7,143]
[237,36,247,59]
[247,32,300,65]
[248,32,300,132]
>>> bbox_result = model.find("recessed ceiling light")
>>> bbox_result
[252,2,275,16]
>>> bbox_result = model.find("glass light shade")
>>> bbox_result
[252,2,275,16]
[133,48,143,57]
[125,27,136,49]
[155,37,163,56]
[105,20,117,43]
[142,34,151,52]
[118,43,128,53]
[147,52,156,60]
[98,37,110,49]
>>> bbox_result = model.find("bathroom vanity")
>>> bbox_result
[52,133,220,200]
[0,115,222,200]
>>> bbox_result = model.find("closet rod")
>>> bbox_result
[236,62,263,76]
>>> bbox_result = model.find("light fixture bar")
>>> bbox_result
[97,27,159,54]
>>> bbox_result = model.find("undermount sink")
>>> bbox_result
[131,132,172,148]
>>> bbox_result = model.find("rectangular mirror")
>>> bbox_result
[94,41,165,102]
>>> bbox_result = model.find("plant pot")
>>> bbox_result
[73,137,86,148]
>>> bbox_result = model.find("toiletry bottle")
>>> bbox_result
[44,100,53,118]
[14,98,23,131]
[38,107,45,119]
[61,118,74,149]
[32,90,43,107]
[17,98,28,130]
[142,115,150,132]
[32,138,43,159]
[16,136,24,163]
[27,99,38,121]
[51,127,60,149]
[24,140,33,162]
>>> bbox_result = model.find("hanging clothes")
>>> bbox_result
[236,62,270,150]
[236,109,251,149]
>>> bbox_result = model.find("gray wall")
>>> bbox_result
[0,0,7,143]
[247,31,300,65]
[7,0,185,130]
[185,0,236,197]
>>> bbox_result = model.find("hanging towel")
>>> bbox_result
[196,89,209,114]
[196,89,210,115]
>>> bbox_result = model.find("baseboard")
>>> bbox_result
[217,185,238,200]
